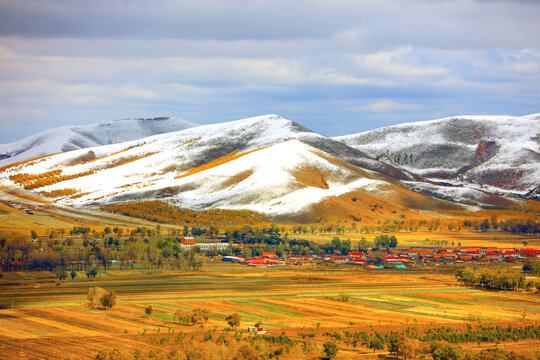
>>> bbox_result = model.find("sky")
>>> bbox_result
[0,0,539,143]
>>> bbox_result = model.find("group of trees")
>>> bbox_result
[102,200,263,227]
[0,227,207,274]
[374,234,398,248]
[318,324,540,359]
[9,169,95,190]
[40,188,79,198]
[87,287,116,310]
[523,258,540,274]
[463,217,539,235]
[500,219,539,235]
[224,228,399,258]
[174,308,210,326]
[455,268,536,291]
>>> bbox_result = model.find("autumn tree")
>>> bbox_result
[175,308,210,325]
[100,290,116,310]
[226,312,241,330]
[397,336,419,359]
[87,286,105,308]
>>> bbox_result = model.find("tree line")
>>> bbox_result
[455,267,537,291]
[102,200,263,227]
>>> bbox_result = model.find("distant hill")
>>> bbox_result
[335,114,540,198]
[0,117,198,166]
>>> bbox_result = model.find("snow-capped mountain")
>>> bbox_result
[335,114,540,196]
[0,117,197,166]
[0,114,474,220]
[0,114,533,220]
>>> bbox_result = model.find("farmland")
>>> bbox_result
[1,262,539,359]
[1,183,540,358]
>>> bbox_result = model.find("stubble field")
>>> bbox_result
[1,262,539,359]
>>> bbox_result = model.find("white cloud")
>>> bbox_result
[351,48,448,79]
[363,100,423,113]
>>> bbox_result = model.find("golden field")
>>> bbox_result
[0,262,539,359]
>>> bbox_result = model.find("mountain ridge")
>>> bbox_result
[0,113,536,221]
[335,113,539,195]
[0,117,198,166]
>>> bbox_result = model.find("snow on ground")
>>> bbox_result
[335,113,540,193]
[0,117,197,166]
[60,140,388,216]
[1,115,390,216]
[1,113,534,215]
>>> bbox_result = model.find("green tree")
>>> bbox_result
[86,266,98,279]
[480,219,490,232]
[70,270,77,280]
[145,305,153,317]
[374,234,398,248]
[323,341,339,359]
[243,247,252,259]
[55,267,67,281]
[30,230,38,240]
[370,337,384,352]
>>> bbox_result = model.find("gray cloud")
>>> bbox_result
[0,0,539,142]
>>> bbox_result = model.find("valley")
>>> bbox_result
[0,113,538,359]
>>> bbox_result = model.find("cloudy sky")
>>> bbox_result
[0,0,539,143]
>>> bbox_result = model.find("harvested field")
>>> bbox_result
[0,262,539,359]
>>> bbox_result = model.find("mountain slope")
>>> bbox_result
[0,117,198,166]
[0,114,471,220]
[335,114,540,195]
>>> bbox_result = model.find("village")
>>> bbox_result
[176,237,540,269]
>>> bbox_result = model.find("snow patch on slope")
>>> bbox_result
[335,114,540,193]
[0,117,197,166]
[58,140,388,216]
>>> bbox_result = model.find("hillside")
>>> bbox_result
[0,117,198,166]
[0,114,478,222]
[335,114,540,197]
